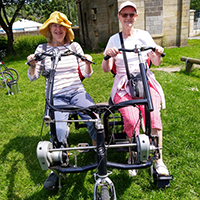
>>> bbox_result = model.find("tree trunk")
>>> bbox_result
[6,28,15,55]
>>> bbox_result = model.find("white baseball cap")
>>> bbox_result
[118,1,137,13]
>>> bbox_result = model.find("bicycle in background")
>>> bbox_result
[0,50,19,82]
[0,64,14,95]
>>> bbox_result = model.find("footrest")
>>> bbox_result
[154,173,173,188]
[78,143,89,153]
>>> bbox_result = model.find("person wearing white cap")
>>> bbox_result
[102,1,169,177]
[27,11,97,189]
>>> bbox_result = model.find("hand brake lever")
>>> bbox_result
[64,49,95,64]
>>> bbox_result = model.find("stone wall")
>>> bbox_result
[145,0,163,35]
[1,0,191,50]
[77,0,190,50]
[163,0,190,47]
[0,30,40,39]
[77,0,119,50]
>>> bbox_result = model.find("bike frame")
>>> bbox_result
[35,44,171,199]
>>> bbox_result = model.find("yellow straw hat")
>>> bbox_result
[39,11,74,42]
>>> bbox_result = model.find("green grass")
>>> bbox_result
[153,39,200,68]
[0,40,200,200]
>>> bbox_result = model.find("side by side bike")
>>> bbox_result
[27,43,173,199]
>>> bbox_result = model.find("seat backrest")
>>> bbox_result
[78,65,84,81]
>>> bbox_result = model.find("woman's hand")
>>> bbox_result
[27,54,37,75]
[102,47,121,73]
[148,45,164,66]
[27,54,37,67]
[105,47,121,58]
[84,54,93,74]
[154,45,164,57]
[84,54,93,65]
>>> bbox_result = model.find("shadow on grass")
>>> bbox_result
[1,131,158,199]
[179,68,200,79]
[0,133,94,199]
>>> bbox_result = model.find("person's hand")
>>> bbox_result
[84,54,93,64]
[148,45,164,66]
[27,54,36,67]
[154,45,164,57]
[105,47,121,58]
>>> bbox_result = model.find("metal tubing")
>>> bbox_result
[97,126,107,176]
[106,160,152,170]
[139,62,153,111]
[49,163,98,173]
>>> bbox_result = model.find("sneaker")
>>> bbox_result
[155,161,169,176]
[128,169,138,177]
[128,161,138,177]
[43,172,59,190]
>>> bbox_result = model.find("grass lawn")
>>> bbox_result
[0,39,200,200]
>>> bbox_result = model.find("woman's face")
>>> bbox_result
[49,23,67,44]
[118,7,138,30]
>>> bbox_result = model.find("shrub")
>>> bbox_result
[0,36,8,50]
[13,34,47,56]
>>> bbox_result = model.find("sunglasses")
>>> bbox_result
[120,13,136,18]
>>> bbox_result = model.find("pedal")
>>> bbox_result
[153,172,173,188]
[78,143,89,153]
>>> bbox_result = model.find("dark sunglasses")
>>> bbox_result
[120,13,136,18]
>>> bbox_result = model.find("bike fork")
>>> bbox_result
[94,121,116,200]
[94,176,116,200]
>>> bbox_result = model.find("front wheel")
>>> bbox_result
[100,185,110,200]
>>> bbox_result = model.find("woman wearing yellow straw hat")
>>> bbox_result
[27,11,97,190]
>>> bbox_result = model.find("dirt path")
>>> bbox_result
[151,66,182,73]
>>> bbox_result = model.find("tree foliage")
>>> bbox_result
[19,0,78,25]
[0,0,77,54]
[190,0,200,10]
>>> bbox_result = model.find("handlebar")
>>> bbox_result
[25,52,54,66]
[104,46,165,61]
[64,49,95,64]
[25,46,95,66]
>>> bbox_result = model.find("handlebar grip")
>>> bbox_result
[104,55,111,60]
[152,48,165,57]
[160,53,165,57]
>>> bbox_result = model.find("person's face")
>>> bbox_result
[118,6,138,29]
[49,23,67,44]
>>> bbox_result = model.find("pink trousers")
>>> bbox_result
[114,83,162,138]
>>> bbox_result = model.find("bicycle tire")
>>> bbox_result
[0,71,14,88]
[5,67,19,81]
[100,185,110,200]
